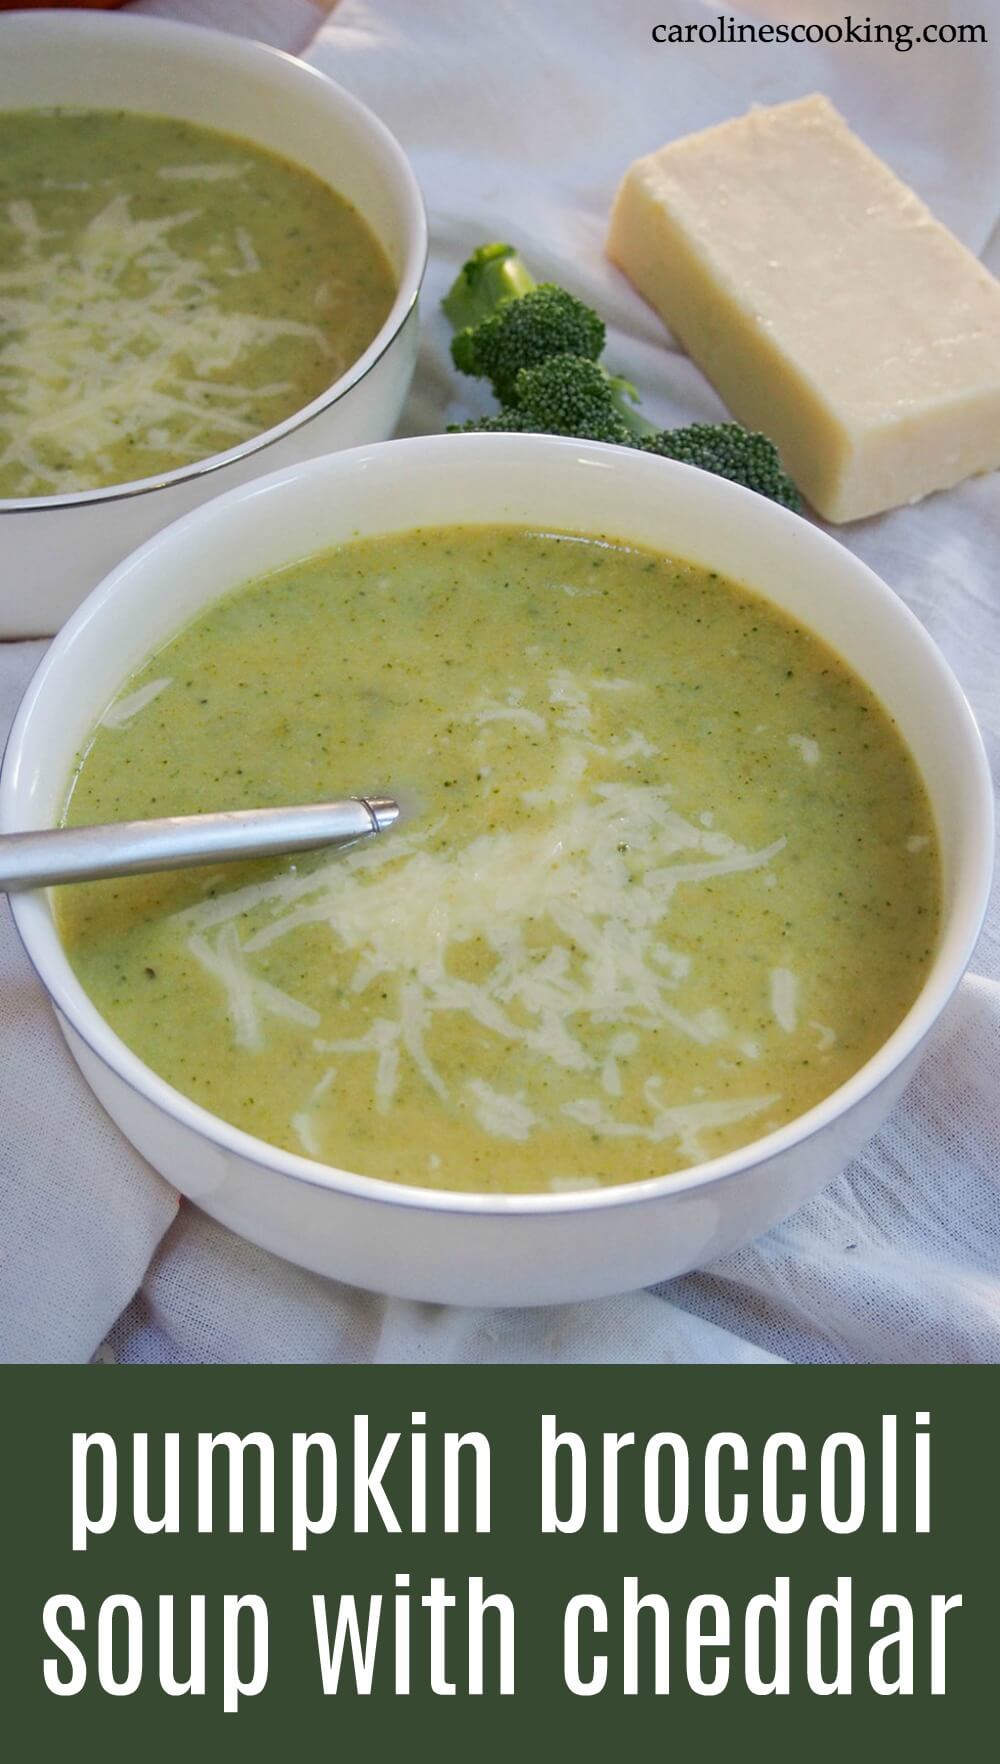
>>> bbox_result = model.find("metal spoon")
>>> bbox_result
[0,796,399,892]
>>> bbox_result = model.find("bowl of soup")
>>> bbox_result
[1,434,993,1304]
[0,9,426,636]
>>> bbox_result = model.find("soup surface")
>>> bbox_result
[57,527,940,1193]
[0,109,396,498]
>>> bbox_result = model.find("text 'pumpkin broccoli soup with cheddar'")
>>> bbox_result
[55,527,939,1193]
[0,110,396,498]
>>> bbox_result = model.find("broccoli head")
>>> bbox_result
[638,423,801,511]
[512,355,637,442]
[451,285,606,404]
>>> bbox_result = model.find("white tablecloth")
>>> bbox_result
[1,0,997,1364]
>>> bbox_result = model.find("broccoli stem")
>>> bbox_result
[441,244,538,330]
[606,379,658,440]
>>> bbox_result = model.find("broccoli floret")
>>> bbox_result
[441,243,803,512]
[443,244,646,429]
[445,244,607,403]
[512,356,637,442]
[638,423,800,511]
[452,285,605,404]
[446,408,543,434]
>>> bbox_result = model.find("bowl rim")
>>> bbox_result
[0,10,429,514]
[2,432,995,1218]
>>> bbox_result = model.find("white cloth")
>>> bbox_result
[1,0,997,1364]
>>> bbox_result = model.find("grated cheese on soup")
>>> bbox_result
[0,109,395,498]
[55,527,940,1194]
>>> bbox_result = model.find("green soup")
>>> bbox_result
[56,526,940,1193]
[0,109,396,498]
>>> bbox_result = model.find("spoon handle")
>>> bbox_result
[0,797,399,892]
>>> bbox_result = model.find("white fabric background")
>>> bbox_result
[0,0,997,1363]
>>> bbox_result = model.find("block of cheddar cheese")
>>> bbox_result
[607,96,1000,523]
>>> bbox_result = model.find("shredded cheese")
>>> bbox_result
[157,163,250,182]
[770,967,799,1033]
[0,193,330,495]
[178,773,790,1144]
[188,923,320,1051]
[167,671,802,1152]
[291,1067,336,1159]
[789,733,821,766]
[466,1081,539,1142]
[562,1088,779,1164]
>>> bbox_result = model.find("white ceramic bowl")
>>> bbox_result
[1,435,993,1305]
[0,10,427,637]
